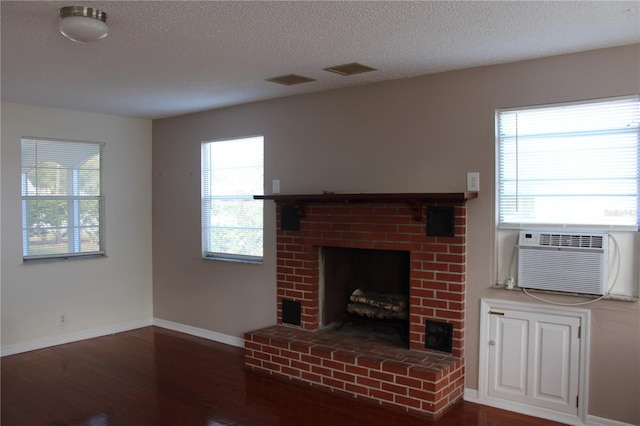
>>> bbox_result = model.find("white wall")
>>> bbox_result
[1,103,153,353]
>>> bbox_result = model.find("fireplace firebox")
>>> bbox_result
[321,246,409,326]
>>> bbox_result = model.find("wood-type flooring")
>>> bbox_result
[1,326,565,425]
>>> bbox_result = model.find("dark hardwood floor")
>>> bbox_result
[1,326,565,425]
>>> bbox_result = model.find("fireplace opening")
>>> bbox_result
[321,246,410,343]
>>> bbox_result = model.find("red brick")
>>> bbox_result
[310,365,332,377]
[357,357,382,369]
[413,270,435,280]
[422,380,439,392]
[244,341,262,351]
[281,366,300,377]
[369,388,395,402]
[322,377,345,389]
[300,354,322,365]
[244,357,261,367]
[436,291,464,302]
[370,370,394,383]
[333,371,356,382]
[447,301,464,312]
[282,290,304,300]
[409,388,435,401]
[373,242,398,250]
[422,243,449,253]
[447,283,465,292]
[289,343,310,354]
[332,351,357,364]
[263,346,280,356]
[345,382,369,395]
[381,361,408,375]
[345,364,369,376]
[271,355,291,366]
[435,272,464,282]
[396,375,423,389]
[261,361,281,372]
[301,371,322,383]
[253,351,271,362]
[250,334,270,345]
[387,233,412,243]
[394,395,422,409]
[419,281,448,290]
[290,360,311,371]
[410,367,437,381]
[381,382,407,395]
[322,359,345,371]
[422,262,448,272]
[356,376,381,389]
[435,309,463,320]
[411,290,434,301]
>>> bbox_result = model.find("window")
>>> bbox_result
[21,138,104,261]
[201,136,264,262]
[498,96,640,229]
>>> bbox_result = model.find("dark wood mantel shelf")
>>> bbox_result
[254,192,477,221]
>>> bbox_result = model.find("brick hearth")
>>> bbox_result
[245,197,469,419]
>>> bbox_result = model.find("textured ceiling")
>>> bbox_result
[2,1,639,119]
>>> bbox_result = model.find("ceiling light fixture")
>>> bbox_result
[59,6,108,43]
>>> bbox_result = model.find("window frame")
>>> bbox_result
[201,135,264,264]
[21,137,105,262]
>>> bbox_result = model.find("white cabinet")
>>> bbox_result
[479,299,590,424]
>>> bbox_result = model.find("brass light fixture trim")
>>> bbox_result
[323,62,377,76]
[265,74,316,86]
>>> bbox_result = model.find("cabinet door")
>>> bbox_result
[531,315,580,413]
[488,309,580,415]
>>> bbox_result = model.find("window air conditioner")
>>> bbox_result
[518,231,608,296]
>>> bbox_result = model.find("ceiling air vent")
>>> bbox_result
[323,62,377,76]
[265,74,316,86]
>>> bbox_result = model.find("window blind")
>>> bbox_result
[21,138,104,260]
[498,96,640,228]
[202,136,264,261]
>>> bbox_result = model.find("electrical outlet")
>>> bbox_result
[272,179,280,194]
[467,172,480,192]
[59,312,68,326]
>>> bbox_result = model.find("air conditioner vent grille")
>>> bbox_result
[539,233,603,249]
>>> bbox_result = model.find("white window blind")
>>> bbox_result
[202,136,264,262]
[21,138,104,260]
[498,96,640,229]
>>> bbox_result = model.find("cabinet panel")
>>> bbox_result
[533,318,580,413]
[487,309,580,416]
[489,315,529,402]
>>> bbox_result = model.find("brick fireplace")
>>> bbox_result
[245,193,474,419]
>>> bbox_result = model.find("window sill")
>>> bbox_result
[491,284,638,302]
[202,256,263,265]
[23,253,106,264]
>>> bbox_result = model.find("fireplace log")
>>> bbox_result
[346,303,408,320]
[349,288,407,313]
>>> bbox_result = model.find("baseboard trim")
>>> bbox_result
[1,319,153,357]
[152,318,245,348]
[464,388,634,426]
[585,415,636,426]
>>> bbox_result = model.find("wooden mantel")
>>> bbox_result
[254,192,477,221]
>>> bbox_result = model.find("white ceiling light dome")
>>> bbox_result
[59,6,108,43]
